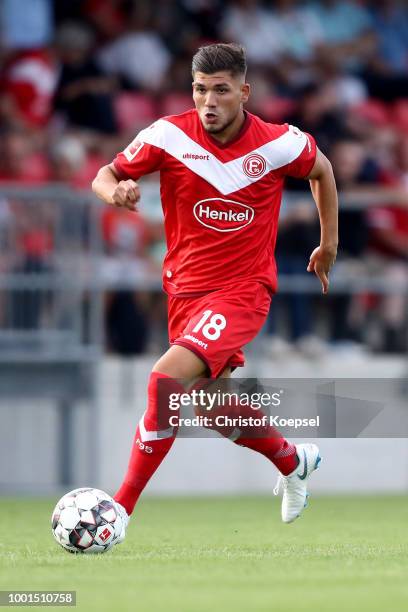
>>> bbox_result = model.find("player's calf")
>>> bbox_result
[113,372,182,519]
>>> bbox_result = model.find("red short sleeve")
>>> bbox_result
[113,138,164,181]
[113,121,166,180]
[281,127,317,179]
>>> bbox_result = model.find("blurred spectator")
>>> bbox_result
[250,0,326,91]
[369,0,408,75]
[311,0,372,44]
[0,48,58,129]
[97,2,171,91]
[49,136,85,184]
[101,204,160,356]
[221,0,284,67]
[105,290,150,355]
[54,22,118,134]
[47,132,110,189]
[0,128,50,183]
[81,0,127,43]
[179,0,223,40]
[328,138,374,346]
[315,55,368,108]
[269,0,323,64]
[330,138,373,258]
[285,82,347,157]
[396,135,408,189]
[153,1,194,56]
[366,204,408,352]
[0,0,54,50]
[52,0,84,22]
[364,131,408,353]
[163,55,197,93]
[245,69,283,120]
[265,199,323,358]
[102,206,152,259]
[310,0,375,68]
[7,199,54,329]
[362,0,408,100]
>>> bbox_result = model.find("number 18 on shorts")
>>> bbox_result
[168,281,272,377]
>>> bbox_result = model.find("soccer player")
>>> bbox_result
[92,43,338,543]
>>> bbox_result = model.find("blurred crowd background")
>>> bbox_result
[0,0,407,360]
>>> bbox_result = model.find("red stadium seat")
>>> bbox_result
[256,97,296,123]
[392,99,408,132]
[161,94,193,117]
[114,92,157,132]
[351,99,391,126]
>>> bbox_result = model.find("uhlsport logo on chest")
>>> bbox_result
[193,198,254,232]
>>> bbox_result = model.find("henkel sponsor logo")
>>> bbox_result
[193,198,254,232]
[242,153,266,178]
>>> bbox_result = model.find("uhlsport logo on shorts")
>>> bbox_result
[242,153,266,178]
[193,198,255,232]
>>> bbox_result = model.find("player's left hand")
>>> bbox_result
[307,245,337,294]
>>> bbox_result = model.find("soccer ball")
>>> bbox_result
[51,487,122,554]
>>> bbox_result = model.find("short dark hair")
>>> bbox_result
[192,43,247,78]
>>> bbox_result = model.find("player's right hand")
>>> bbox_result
[111,179,140,211]
[307,244,337,294]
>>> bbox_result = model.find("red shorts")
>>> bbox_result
[168,281,271,378]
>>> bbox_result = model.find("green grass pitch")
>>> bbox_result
[1,495,407,611]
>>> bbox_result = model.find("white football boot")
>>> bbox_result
[273,443,321,523]
[113,501,130,545]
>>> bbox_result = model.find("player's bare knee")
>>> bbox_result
[152,344,207,383]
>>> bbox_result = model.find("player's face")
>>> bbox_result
[192,71,250,138]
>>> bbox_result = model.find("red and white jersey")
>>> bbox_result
[113,109,316,296]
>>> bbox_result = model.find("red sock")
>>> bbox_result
[194,390,298,476]
[114,372,180,515]
[234,433,298,475]
[230,402,298,474]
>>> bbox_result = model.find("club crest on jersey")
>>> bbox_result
[193,198,254,232]
[242,153,266,178]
